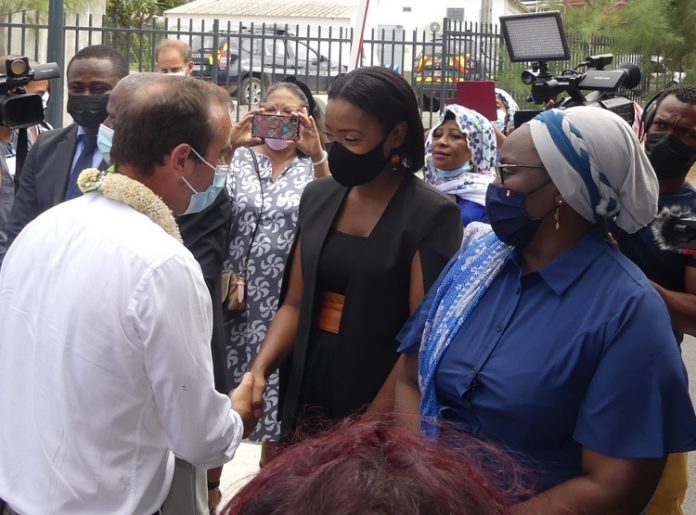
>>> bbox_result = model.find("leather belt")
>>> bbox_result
[315,291,345,334]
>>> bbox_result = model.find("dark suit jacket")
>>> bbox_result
[176,189,232,394]
[279,174,463,435]
[0,124,106,265]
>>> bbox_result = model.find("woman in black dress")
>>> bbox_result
[249,67,463,446]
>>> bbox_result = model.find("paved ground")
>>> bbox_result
[218,335,696,512]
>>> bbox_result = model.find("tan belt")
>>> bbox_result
[314,291,345,334]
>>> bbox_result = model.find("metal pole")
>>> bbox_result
[46,0,65,128]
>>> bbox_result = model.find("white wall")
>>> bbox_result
[164,15,351,38]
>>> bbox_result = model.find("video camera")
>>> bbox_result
[0,56,61,129]
[499,12,641,126]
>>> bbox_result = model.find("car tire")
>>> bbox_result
[239,76,263,105]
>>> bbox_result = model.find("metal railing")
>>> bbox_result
[0,12,684,128]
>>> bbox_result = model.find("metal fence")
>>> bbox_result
[0,12,682,128]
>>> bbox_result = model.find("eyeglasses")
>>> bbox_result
[258,103,303,115]
[494,163,546,183]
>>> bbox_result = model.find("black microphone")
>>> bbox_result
[651,206,696,254]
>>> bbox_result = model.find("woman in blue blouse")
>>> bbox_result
[395,107,696,514]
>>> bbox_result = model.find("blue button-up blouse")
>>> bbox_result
[398,229,696,491]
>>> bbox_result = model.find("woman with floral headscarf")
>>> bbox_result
[495,88,519,136]
[423,105,498,226]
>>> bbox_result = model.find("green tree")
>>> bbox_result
[562,0,694,86]
[0,0,95,17]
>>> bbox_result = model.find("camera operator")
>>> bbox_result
[612,84,696,515]
[0,45,128,267]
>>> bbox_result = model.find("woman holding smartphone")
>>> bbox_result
[221,81,327,473]
[249,67,463,448]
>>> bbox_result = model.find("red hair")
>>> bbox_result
[224,416,528,515]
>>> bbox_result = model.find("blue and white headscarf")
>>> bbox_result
[529,107,658,234]
[423,105,497,207]
[418,223,512,432]
[495,88,519,135]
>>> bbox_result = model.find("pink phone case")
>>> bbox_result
[252,114,300,140]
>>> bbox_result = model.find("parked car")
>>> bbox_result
[413,36,482,111]
[191,28,347,105]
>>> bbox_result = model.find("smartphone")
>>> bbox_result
[252,113,300,140]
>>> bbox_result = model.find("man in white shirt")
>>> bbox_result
[0,77,257,514]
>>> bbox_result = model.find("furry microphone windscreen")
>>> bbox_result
[651,205,696,252]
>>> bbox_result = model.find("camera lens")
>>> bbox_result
[8,58,27,76]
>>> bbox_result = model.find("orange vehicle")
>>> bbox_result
[413,36,482,111]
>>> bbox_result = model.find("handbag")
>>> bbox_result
[222,150,264,314]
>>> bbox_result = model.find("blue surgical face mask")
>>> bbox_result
[485,180,552,249]
[495,109,507,131]
[434,161,472,180]
[97,124,113,164]
[180,147,227,215]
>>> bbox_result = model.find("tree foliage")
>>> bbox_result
[106,0,188,26]
[0,0,96,17]
[562,0,695,84]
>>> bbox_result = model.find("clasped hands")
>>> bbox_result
[228,371,268,438]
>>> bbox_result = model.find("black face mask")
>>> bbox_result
[644,132,696,180]
[67,94,109,129]
[328,139,389,188]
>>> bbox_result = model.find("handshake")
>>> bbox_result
[229,372,268,438]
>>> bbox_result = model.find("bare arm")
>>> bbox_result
[367,251,426,417]
[248,238,304,409]
[512,448,666,515]
[651,265,696,336]
[295,111,329,177]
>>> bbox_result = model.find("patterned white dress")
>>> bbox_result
[223,146,314,441]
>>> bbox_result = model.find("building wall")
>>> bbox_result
[164,14,351,37]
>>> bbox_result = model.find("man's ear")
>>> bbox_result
[187,61,194,73]
[169,143,191,173]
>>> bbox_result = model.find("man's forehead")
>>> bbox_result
[67,58,122,88]
[657,95,696,119]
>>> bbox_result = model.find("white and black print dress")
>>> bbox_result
[223,146,314,442]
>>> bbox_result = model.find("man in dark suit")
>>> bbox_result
[0,45,128,265]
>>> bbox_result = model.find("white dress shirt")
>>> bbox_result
[0,194,243,515]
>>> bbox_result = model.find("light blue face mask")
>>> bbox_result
[181,147,228,215]
[434,161,472,180]
[97,123,113,164]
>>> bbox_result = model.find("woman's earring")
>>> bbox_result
[390,153,401,171]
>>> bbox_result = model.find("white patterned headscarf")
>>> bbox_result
[423,105,497,206]
[495,88,519,135]
[529,107,658,234]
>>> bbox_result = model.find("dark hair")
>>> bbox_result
[110,77,231,174]
[264,81,309,109]
[656,85,696,110]
[328,67,424,172]
[223,417,526,515]
[67,44,129,79]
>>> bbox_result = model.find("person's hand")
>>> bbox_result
[250,370,267,422]
[231,110,263,150]
[294,111,325,164]
[229,372,258,438]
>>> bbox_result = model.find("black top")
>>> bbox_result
[176,189,232,393]
[614,183,696,292]
[317,229,368,294]
[278,174,463,435]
